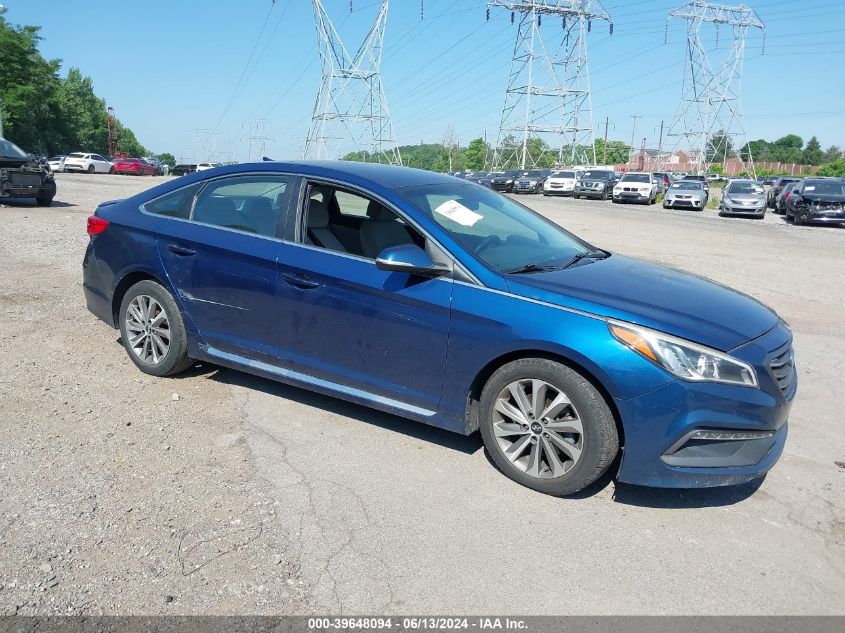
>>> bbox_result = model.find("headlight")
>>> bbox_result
[576,181,583,186]
[506,179,513,184]
[608,320,758,387]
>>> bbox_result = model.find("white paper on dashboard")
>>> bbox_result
[434,200,483,227]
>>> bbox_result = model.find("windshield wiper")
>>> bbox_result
[506,263,560,274]
[559,250,610,270]
[506,250,609,275]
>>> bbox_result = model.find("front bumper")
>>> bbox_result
[614,191,650,202]
[722,203,766,215]
[800,210,845,223]
[544,183,575,195]
[513,183,539,193]
[615,323,795,488]
[574,186,607,198]
[491,182,512,192]
[664,198,704,209]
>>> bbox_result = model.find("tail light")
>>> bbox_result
[87,215,110,236]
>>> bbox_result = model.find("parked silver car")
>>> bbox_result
[663,180,707,211]
[719,179,767,219]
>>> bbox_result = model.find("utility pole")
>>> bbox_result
[0,93,4,139]
[601,116,611,165]
[629,114,639,170]
[639,137,646,171]
[419,139,424,170]
[655,119,665,166]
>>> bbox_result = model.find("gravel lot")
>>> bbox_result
[1,172,843,616]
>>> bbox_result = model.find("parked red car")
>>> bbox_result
[113,157,156,176]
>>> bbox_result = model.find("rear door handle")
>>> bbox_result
[281,272,320,289]
[167,244,196,256]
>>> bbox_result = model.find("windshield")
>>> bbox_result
[583,171,611,180]
[0,139,29,159]
[727,182,764,195]
[552,171,575,178]
[620,174,650,183]
[805,181,845,196]
[399,183,591,273]
[523,170,544,178]
[670,181,702,190]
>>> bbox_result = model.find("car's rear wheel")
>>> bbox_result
[479,358,619,496]
[109,167,116,174]
[119,280,192,377]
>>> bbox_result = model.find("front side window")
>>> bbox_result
[399,183,590,273]
[301,184,423,259]
[191,175,289,236]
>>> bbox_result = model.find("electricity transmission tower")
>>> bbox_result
[304,0,402,164]
[488,1,613,170]
[246,119,271,162]
[664,2,764,175]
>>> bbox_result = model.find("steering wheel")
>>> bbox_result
[476,235,502,253]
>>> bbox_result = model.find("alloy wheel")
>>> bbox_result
[492,379,584,479]
[125,295,171,364]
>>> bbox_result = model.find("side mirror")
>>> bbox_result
[375,244,449,277]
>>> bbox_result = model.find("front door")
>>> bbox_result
[275,183,452,413]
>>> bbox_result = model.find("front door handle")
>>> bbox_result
[281,272,320,289]
[167,244,196,256]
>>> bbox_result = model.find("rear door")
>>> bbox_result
[153,173,293,362]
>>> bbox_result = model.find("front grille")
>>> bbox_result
[769,346,796,396]
[9,173,43,187]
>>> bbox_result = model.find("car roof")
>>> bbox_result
[253,160,462,188]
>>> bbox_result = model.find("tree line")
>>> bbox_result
[0,8,170,162]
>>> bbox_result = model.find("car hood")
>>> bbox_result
[724,194,765,202]
[580,179,609,185]
[505,254,778,351]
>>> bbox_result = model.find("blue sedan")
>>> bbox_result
[82,161,796,496]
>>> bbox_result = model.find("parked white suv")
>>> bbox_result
[612,172,660,205]
[64,153,114,174]
[543,169,583,196]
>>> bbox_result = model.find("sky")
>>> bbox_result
[4,0,845,162]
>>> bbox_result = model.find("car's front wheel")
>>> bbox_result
[479,358,619,496]
[119,280,192,377]
[87,164,95,174]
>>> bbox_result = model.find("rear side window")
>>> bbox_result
[191,174,290,237]
[144,184,200,219]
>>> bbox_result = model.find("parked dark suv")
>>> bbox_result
[573,170,619,200]
[767,177,800,209]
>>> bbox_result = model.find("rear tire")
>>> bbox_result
[479,358,619,497]
[119,280,192,377]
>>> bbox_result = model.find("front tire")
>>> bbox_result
[119,280,192,377]
[36,181,56,206]
[87,164,95,174]
[479,358,619,496]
